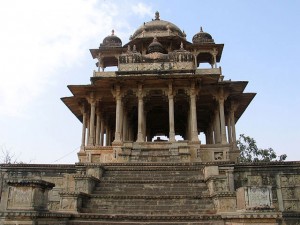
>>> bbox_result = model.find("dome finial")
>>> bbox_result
[111,29,115,36]
[155,11,160,20]
[200,27,203,32]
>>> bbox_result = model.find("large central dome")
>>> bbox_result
[130,11,185,40]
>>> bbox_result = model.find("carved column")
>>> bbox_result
[113,85,122,143]
[137,84,144,142]
[230,102,238,144]
[105,126,109,146]
[214,109,221,144]
[88,97,96,146]
[95,107,101,145]
[209,122,214,144]
[168,83,176,142]
[212,48,218,68]
[122,110,127,141]
[100,119,104,146]
[119,101,124,141]
[189,82,199,142]
[227,115,232,144]
[80,104,87,149]
[218,89,227,144]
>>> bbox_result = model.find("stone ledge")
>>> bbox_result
[73,213,223,221]
[211,192,236,198]
[59,192,90,198]
[76,161,235,167]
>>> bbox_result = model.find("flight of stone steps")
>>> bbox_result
[77,164,224,224]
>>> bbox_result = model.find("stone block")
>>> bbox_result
[6,180,54,211]
[204,166,219,180]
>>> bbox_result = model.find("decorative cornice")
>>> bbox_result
[59,191,90,197]
[75,161,235,167]
[7,179,55,189]
[73,213,223,221]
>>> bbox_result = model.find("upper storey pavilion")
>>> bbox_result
[62,12,255,163]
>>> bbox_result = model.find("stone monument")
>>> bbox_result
[1,12,299,225]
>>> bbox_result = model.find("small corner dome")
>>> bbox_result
[100,30,122,47]
[131,11,185,40]
[192,27,215,44]
[147,36,166,54]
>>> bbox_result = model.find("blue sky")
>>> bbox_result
[0,0,300,163]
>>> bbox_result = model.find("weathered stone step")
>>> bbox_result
[96,181,207,188]
[85,197,214,209]
[84,209,216,215]
[101,175,203,181]
[103,165,203,170]
[68,214,224,225]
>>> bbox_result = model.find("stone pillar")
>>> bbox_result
[137,84,144,142]
[95,110,101,145]
[214,87,228,145]
[212,48,218,68]
[114,85,122,143]
[214,109,221,144]
[100,119,104,146]
[122,111,127,141]
[168,83,176,142]
[143,111,147,141]
[208,123,214,144]
[227,115,232,144]
[80,105,87,149]
[218,97,227,144]
[189,82,199,142]
[230,102,238,144]
[105,126,109,146]
[88,98,96,145]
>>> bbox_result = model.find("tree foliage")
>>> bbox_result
[237,134,287,163]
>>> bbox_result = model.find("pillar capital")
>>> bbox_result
[211,87,229,102]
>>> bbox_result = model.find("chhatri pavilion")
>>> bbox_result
[62,11,255,164]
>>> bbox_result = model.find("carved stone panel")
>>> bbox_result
[237,186,273,210]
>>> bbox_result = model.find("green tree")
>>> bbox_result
[237,134,287,163]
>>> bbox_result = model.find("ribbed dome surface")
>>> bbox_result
[131,11,184,40]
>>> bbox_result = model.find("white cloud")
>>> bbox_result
[0,0,152,117]
[132,2,153,18]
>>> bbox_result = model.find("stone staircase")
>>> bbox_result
[76,164,224,224]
